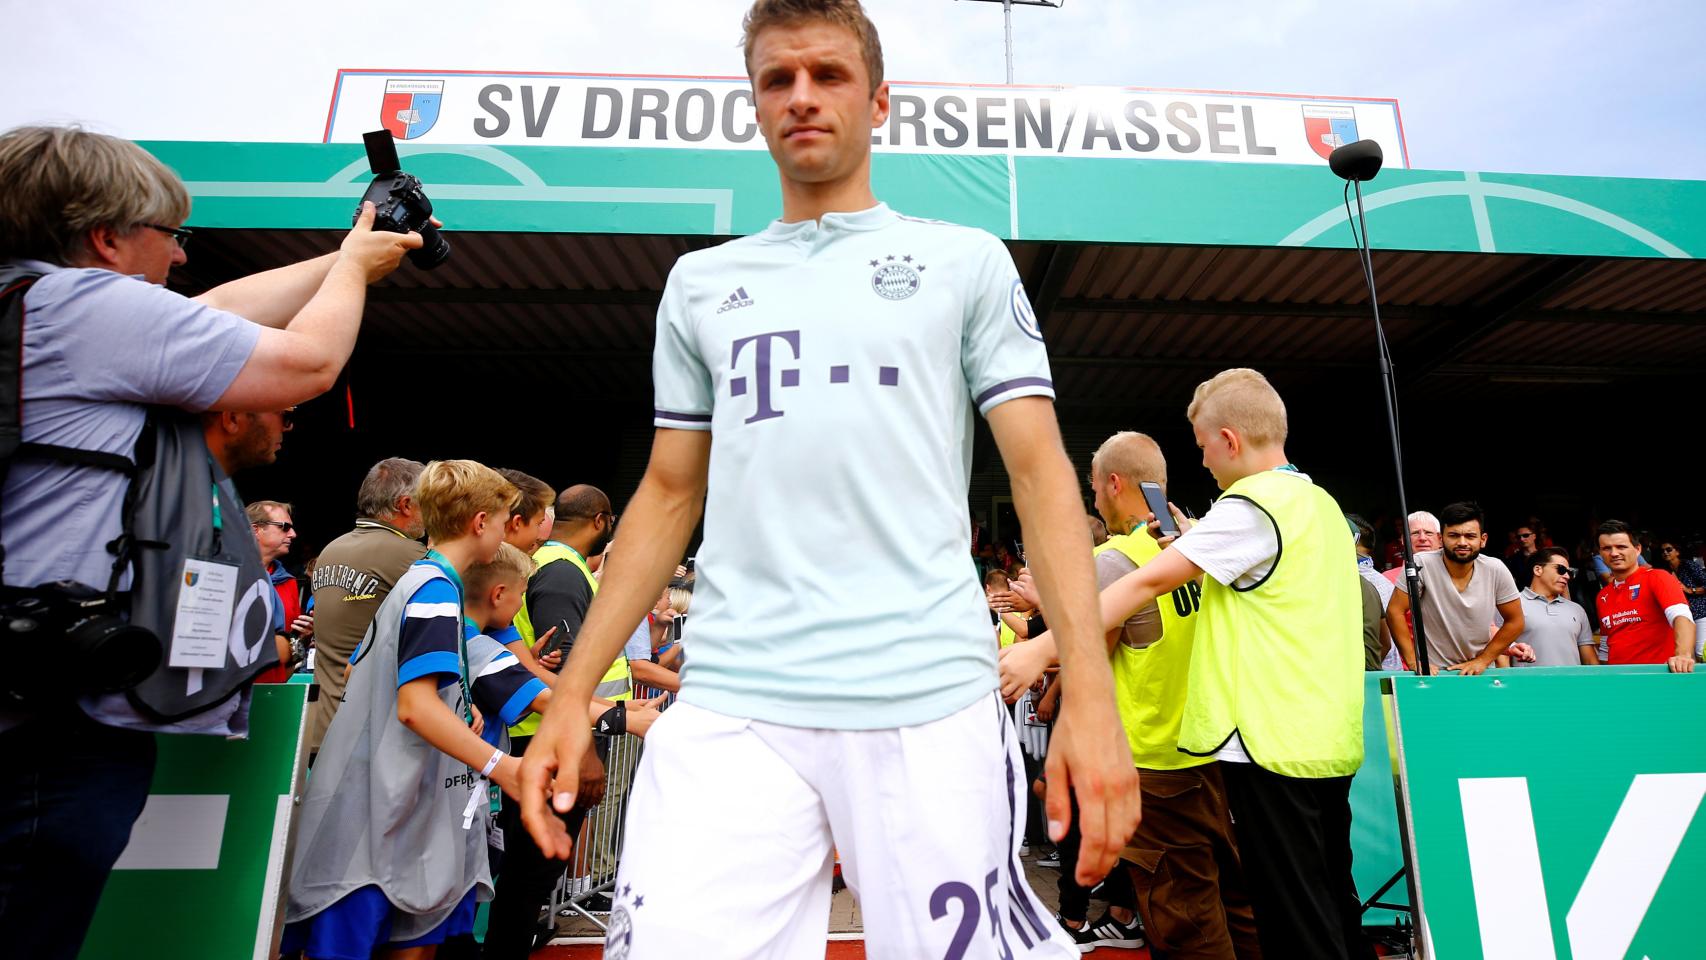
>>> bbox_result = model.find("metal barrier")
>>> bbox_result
[632,681,676,706]
[548,727,645,933]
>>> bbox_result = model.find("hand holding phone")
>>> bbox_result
[1140,481,1181,539]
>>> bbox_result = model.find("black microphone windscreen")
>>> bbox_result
[1329,139,1384,182]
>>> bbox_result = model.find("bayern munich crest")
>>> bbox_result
[870,254,924,300]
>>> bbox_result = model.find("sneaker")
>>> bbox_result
[1019,843,1032,857]
[1037,850,1061,868]
[1067,910,1144,953]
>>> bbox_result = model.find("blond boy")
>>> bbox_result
[1083,370,1368,960]
[284,460,521,960]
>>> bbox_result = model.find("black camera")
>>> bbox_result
[354,130,451,270]
[1,581,161,708]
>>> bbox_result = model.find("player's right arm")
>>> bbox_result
[518,427,710,858]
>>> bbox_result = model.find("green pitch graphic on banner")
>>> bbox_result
[1387,668,1706,959]
[80,684,309,960]
[140,141,1706,258]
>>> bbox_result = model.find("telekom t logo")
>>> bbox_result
[1458,773,1706,960]
[729,330,801,424]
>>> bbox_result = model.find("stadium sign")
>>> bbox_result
[326,71,1408,168]
[1386,668,1706,959]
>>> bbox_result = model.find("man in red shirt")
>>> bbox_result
[1595,520,1696,672]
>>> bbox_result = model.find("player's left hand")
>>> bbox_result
[1045,699,1142,887]
[1668,655,1696,674]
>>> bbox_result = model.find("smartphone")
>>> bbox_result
[669,615,686,645]
[539,619,572,658]
[1139,481,1181,538]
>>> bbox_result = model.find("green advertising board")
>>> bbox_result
[1387,667,1706,959]
[81,684,309,960]
[1352,672,1409,925]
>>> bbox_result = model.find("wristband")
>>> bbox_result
[480,749,505,778]
[596,701,627,737]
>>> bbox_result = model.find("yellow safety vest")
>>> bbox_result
[998,619,1018,649]
[510,541,631,739]
[1096,529,1211,771]
[1178,470,1364,779]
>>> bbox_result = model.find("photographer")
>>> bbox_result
[0,124,421,959]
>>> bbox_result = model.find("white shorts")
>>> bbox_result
[603,692,1074,960]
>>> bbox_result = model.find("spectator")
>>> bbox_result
[1504,522,1541,589]
[497,468,556,557]
[202,408,299,676]
[248,500,310,683]
[1510,546,1598,667]
[305,458,428,755]
[1078,369,1367,960]
[1347,514,1395,669]
[487,484,633,959]
[1087,512,1109,547]
[1386,501,1524,676]
[1659,541,1706,659]
[0,123,415,957]
[282,461,520,958]
[1380,510,1440,670]
[1595,520,1695,671]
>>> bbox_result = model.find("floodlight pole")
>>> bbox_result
[957,0,1065,84]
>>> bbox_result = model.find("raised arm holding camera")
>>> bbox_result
[0,123,424,960]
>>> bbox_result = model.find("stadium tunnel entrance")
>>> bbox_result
[173,227,1706,565]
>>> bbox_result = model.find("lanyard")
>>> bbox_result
[423,550,477,732]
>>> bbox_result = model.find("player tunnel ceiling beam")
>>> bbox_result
[1399,257,1604,384]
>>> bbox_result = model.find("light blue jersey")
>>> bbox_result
[652,204,1052,729]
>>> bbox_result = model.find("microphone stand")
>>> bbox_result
[1332,141,1431,677]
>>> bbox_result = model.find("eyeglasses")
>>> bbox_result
[254,520,295,534]
[1517,532,1535,540]
[142,223,193,249]
[1546,563,1571,577]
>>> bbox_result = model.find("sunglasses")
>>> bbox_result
[254,520,295,534]
[1543,563,1570,577]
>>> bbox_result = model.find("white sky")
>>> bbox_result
[7,0,1702,178]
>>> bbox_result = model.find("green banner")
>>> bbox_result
[1386,667,1706,959]
[142,141,1706,259]
[81,685,309,960]
[1352,672,1409,925]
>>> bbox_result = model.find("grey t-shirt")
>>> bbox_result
[1,260,259,731]
[1395,551,1520,666]
[1093,548,1162,651]
[1512,588,1594,667]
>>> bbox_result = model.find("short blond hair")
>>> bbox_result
[742,0,884,92]
[0,125,191,264]
[1091,431,1166,489]
[415,460,519,543]
[1187,368,1288,447]
[465,542,533,598]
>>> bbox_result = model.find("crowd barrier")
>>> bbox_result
[548,725,647,934]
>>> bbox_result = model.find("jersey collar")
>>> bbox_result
[764,202,894,239]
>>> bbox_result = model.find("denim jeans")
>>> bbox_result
[0,706,156,960]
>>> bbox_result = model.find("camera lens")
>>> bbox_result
[65,615,161,694]
[409,223,452,270]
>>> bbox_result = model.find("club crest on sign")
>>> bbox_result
[381,79,444,141]
[1301,104,1359,162]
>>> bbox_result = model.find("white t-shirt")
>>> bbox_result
[651,204,1054,729]
[1171,470,1323,762]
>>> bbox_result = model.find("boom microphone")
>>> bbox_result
[1329,139,1384,182]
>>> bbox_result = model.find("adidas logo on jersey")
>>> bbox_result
[716,287,754,313]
